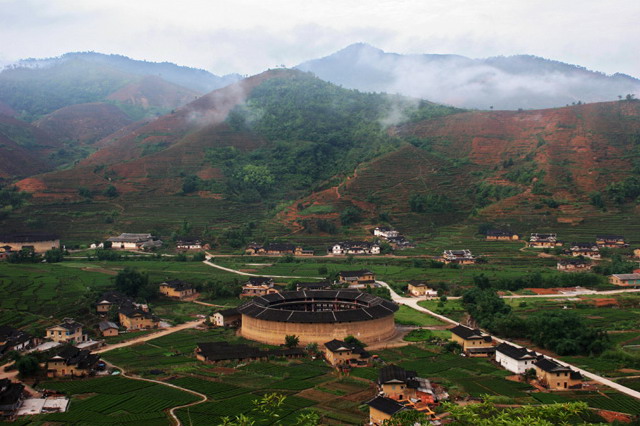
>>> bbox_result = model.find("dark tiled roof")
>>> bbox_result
[97,291,134,306]
[98,321,118,332]
[162,279,194,291]
[534,357,572,373]
[596,235,624,240]
[51,347,100,369]
[197,342,303,362]
[495,343,537,360]
[0,378,24,406]
[486,230,514,237]
[217,308,240,316]
[378,365,417,385]
[366,395,405,416]
[247,277,274,286]
[296,281,331,290]
[339,270,374,277]
[450,324,491,341]
[324,339,352,352]
[0,233,59,243]
[558,259,589,266]
[119,305,157,320]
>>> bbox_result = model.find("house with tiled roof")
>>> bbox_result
[323,339,370,367]
[557,259,591,272]
[211,308,241,328]
[0,378,25,416]
[450,324,495,357]
[366,396,407,425]
[45,319,87,344]
[337,270,376,288]
[159,279,198,299]
[528,233,563,248]
[495,342,539,374]
[118,305,159,330]
[240,277,279,298]
[596,235,627,248]
[442,250,476,265]
[569,242,601,259]
[195,342,304,364]
[609,273,640,286]
[98,321,119,337]
[377,365,434,404]
[330,241,380,255]
[534,357,582,390]
[46,346,101,378]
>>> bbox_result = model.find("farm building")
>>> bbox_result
[159,279,198,299]
[366,396,406,425]
[239,277,279,298]
[98,321,119,337]
[211,308,241,327]
[568,243,600,259]
[407,281,437,297]
[528,233,562,248]
[0,233,60,254]
[533,357,582,390]
[329,241,380,255]
[485,230,519,241]
[450,324,495,357]
[45,319,87,344]
[238,290,398,346]
[195,342,304,364]
[557,259,591,272]
[337,270,376,288]
[323,339,370,367]
[0,326,37,355]
[378,365,434,404]
[118,306,159,330]
[442,250,475,265]
[596,235,627,248]
[495,342,539,374]
[609,273,640,286]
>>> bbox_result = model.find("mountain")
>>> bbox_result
[4,70,640,245]
[297,43,640,110]
[0,114,58,178]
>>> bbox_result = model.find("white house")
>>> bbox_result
[495,342,539,374]
[373,227,399,239]
[106,233,155,250]
[330,241,380,255]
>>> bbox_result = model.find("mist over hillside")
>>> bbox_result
[297,43,640,110]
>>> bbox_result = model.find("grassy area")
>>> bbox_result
[394,305,447,326]
[419,299,466,322]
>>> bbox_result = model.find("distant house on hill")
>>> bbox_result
[337,270,376,288]
[634,248,640,259]
[534,357,582,390]
[245,242,313,256]
[176,239,206,251]
[373,227,400,239]
[609,273,640,287]
[106,233,161,251]
[450,324,494,357]
[569,243,600,259]
[240,277,278,298]
[159,279,198,299]
[330,241,380,255]
[486,230,520,241]
[407,281,437,297]
[596,235,627,248]
[442,250,475,265]
[0,233,60,254]
[45,319,87,344]
[495,342,539,374]
[528,233,562,248]
[557,259,591,272]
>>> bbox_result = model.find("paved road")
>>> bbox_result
[203,256,324,280]
[95,319,205,354]
[375,280,640,401]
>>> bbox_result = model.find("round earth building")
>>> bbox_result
[237,289,398,345]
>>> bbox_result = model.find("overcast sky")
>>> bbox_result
[1,0,638,78]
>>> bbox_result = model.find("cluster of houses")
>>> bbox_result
[195,342,305,364]
[330,241,381,255]
[245,242,314,256]
[96,291,160,332]
[450,324,583,391]
[104,233,163,251]
[0,233,61,260]
[373,227,414,249]
[441,249,476,265]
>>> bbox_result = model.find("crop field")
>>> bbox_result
[419,299,467,322]
[532,391,640,415]
[394,305,447,326]
[32,376,199,425]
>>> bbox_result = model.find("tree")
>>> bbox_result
[340,206,362,225]
[78,187,93,199]
[16,355,40,377]
[305,342,319,356]
[115,267,149,298]
[44,248,64,263]
[102,185,118,198]
[284,335,299,348]
[344,335,366,348]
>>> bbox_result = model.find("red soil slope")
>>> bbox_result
[0,133,49,178]
[106,75,201,110]
[34,102,132,145]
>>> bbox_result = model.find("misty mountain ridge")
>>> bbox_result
[296,43,640,110]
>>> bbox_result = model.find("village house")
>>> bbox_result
[366,396,407,425]
[534,357,582,390]
[337,270,376,288]
[609,273,640,286]
[569,243,601,259]
[557,259,592,272]
[378,365,435,404]
[329,241,380,255]
[373,227,400,239]
[0,233,60,254]
[596,235,627,248]
[486,230,520,241]
[211,308,241,328]
[118,306,159,330]
[98,321,119,337]
[296,281,332,291]
[46,346,101,378]
[442,249,476,265]
[495,342,539,374]
[0,379,25,417]
[195,342,304,364]
[0,245,13,261]
[245,242,313,256]
[407,281,438,297]
[239,277,279,298]
[106,233,162,251]
[45,319,87,344]
[0,326,37,356]
[95,291,147,316]
[450,324,495,357]
[176,239,206,251]
[159,279,198,299]
[323,339,371,367]
[386,235,415,249]
[635,248,640,259]
[528,233,562,248]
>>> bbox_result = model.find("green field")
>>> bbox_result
[394,305,447,326]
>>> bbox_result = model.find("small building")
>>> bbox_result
[245,243,313,256]
[407,281,437,297]
[528,233,562,248]
[534,357,582,390]
[495,342,539,374]
[634,248,640,259]
[569,243,601,259]
[0,378,25,417]
[95,291,146,315]
[159,279,198,299]
[557,259,591,272]
[442,250,475,265]
[330,241,380,255]
[46,347,100,378]
[486,230,520,241]
[211,308,241,328]
[374,227,400,239]
[609,273,640,287]
[296,281,332,291]
[118,306,159,330]
[337,270,376,288]
[450,324,495,357]
[386,235,414,249]
[366,396,406,426]
[98,321,119,337]
[596,235,627,248]
[323,339,370,367]
[378,365,434,404]
[176,239,206,251]
[195,342,304,364]
[0,233,60,254]
[239,277,279,298]
[0,326,37,355]
[45,319,87,344]
[106,233,156,250]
